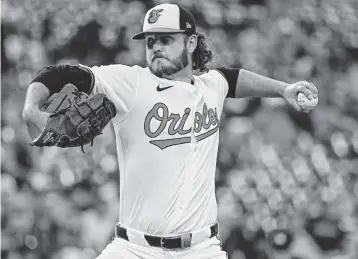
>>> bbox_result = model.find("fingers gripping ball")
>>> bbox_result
[31,84,117,152]
[297,93,318,111]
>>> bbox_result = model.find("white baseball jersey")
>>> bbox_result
[80,64,231,235]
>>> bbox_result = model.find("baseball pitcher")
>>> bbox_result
[22,3,318,259]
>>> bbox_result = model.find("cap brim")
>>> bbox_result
[132,28,186,40]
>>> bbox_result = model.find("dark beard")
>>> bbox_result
[149,46,189,78]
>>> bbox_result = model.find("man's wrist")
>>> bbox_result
[278,82,289,97]
[22,106,42,123]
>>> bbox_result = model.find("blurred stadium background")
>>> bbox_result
[2,0,358,258]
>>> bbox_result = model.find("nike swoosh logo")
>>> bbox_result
[157,85,174,92]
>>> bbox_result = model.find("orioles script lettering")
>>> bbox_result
[144,102,220,149]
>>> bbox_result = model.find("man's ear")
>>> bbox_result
[187,34,197,54]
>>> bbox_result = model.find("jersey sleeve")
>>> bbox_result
[215,67,240,98]
[79,64,139,124]
[30,65,95,95]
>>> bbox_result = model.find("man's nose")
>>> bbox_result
[152,41,164,52]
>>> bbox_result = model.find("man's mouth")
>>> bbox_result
[153,56,166,62]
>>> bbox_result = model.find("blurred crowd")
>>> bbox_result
[2,0,358,258]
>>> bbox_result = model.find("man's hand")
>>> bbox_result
[282,81,318,113]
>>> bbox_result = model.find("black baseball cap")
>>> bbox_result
[132,3,196,40]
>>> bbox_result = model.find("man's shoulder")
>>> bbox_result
[195,69,225,82]
[197,67,240,85]
[90,63,144,72]
[79,64,146,74]
[83,64,150,81]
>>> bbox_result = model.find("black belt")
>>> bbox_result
[115,223,219,249]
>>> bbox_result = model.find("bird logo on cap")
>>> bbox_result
[148,9,164,24]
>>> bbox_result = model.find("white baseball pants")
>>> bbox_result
[95,236,227,259]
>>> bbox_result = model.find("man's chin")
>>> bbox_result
[153,70,169,78]
[150,66,173,78]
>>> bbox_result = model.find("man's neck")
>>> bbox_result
[164,66,193,84]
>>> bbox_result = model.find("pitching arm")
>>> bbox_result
[235,70,318,112]
[235,69,288,98]
[216,67,318,112]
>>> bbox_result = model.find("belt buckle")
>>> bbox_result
[160,234,192,249]
[180,233,192,249]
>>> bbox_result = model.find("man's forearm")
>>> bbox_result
[235,69,288,98]
[22,82,51,140]
[22,82,50,125]
[22,82,50,115]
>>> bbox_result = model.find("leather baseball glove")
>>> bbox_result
[30,84,117,152]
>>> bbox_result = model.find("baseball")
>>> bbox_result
[297,93,318,110]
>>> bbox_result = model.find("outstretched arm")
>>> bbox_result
[231,69,318,112]
[236,69,289,98]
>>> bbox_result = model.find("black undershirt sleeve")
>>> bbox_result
[30,64,95,95]
[215,67,240,98]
